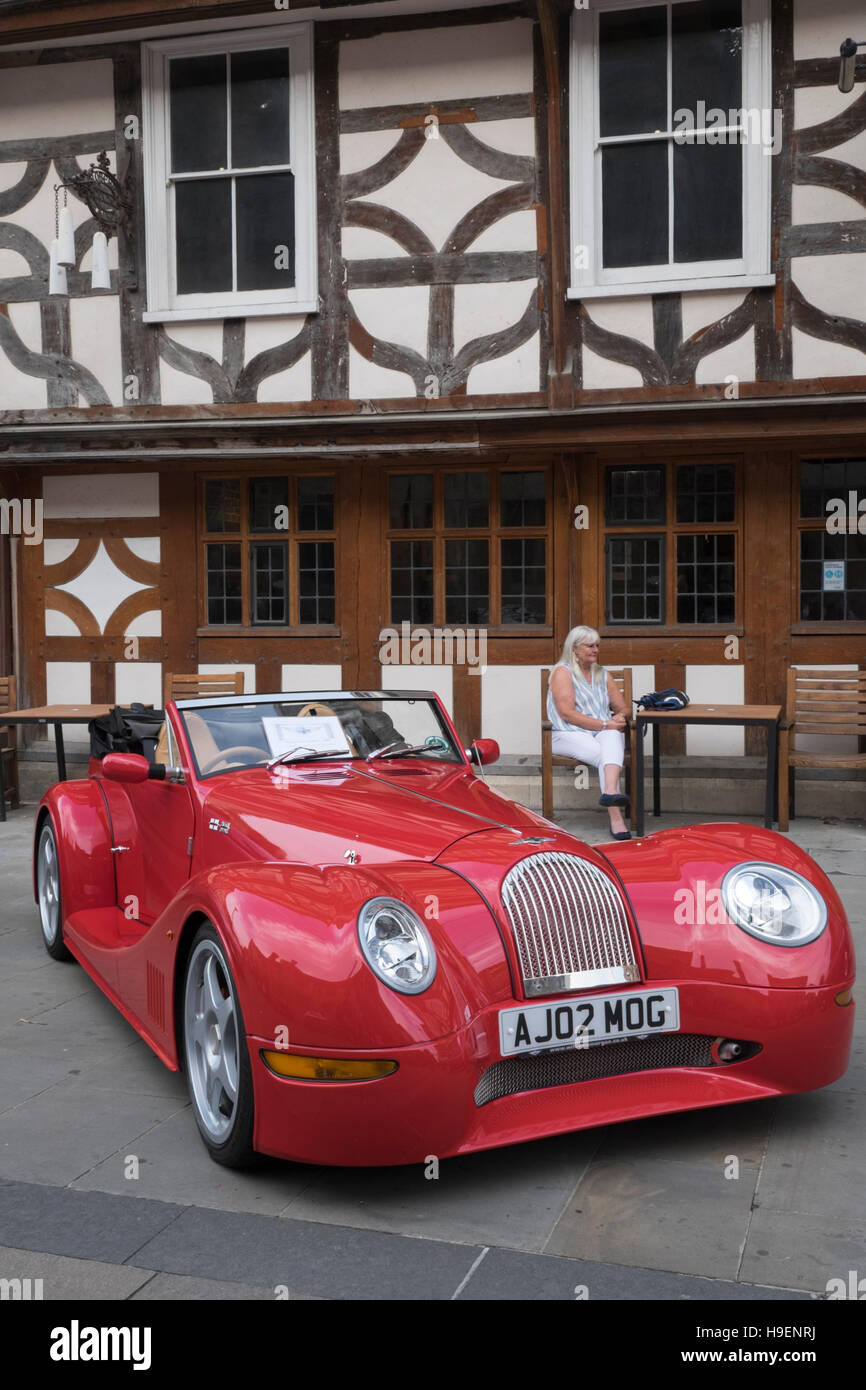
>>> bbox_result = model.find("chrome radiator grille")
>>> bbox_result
[500,852,638,997]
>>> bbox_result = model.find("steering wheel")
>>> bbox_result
[296,702,358,757]
[199,745,269,775]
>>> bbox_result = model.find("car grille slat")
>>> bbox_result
[474,1034,722,1106]
[501,852,638,997]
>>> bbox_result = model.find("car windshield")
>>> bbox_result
[178,694,464,778]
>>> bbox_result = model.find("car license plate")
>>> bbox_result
[499,987,680,1058]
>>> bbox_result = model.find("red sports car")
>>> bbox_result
[34,689,855,1168]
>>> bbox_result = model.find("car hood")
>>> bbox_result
[197,761,549,866]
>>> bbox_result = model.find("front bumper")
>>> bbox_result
[249,978,854,1166]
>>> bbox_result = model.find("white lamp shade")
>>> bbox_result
[57,205,76,266]
[90,231,111,290]
[48,239,68,296]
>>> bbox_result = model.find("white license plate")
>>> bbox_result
[499,987,680,1058]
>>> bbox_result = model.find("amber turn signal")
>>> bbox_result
[261,1050,397,1081]
[834,989,854,1006]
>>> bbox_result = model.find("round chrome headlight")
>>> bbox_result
[721,862,827,946]
[357,898,437,994]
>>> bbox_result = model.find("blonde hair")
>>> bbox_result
[558,625,604,687]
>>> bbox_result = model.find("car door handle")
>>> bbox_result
[110,845,131,853]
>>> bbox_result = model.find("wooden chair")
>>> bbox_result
[163,671,245,704]
[541,667,636,821]
[0,675,19,819]
[778,667,866,831]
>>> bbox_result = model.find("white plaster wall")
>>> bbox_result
[794,1,866,60]
[0,60,114,139]
[198,663,255,694]
[70,297,122,407]
[280,665,342,694]
[684,665,745,756]
[582,347,644,390]
[51,540,154,635]
[45,660,91,744]
[470,208,537,254]
[159,357,215,406]
[348,345,417,399]
[339,19,534,108]
[0,303,45,408]
[467,331,539,394]
[349,286,430,360]
[379,662,454,715]
[695,329,756,387]
[255,354,312,404]
[340,130,399,176]
[792,328,866,378]
[342,226,404,260]
[115,661,162,709]
[43,473,159,519]
[482,665,542,755]
[584,298,656,350]
[791,252,866,377]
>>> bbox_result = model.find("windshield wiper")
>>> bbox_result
[366,743,437,762]
[267,746,352,771]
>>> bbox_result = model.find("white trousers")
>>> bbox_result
[551,728,625,792]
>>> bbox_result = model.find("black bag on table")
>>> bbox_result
[88,704,165,762]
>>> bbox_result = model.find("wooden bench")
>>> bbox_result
[0,675,19,819]
[541,667,636,821]
[164,671,245,704]
[778,667,866,832]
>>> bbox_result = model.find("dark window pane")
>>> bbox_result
[606,467,665,524]
[170,54,226,173]
[674,142,742,262]
[500,472,546,527]
[602,143,668,269]
[249,477,288,531]
[250,542,287,625]
[298,476,335,531]
[206,543,242,624]
[677,464,735,523]
[444,472,489,528]
[236,172,295,291]
[230,48,290,169]
[672,1,742,120]
[205,479,241,533]
[390,539,433,624]
[799,458,866,518]
[599,6,667,137]
[675,533,737,623]
[390,475,433,529]
[500,538,546,624]
[606,536,664,624]
[445,538,489,625]
[176,179,232,294]
[298,541,335,624]
[799,528,866,620]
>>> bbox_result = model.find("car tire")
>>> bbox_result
[36,819,73,962]
[182,922,256,1168]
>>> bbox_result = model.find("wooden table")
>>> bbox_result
[633,704,782,836]
[0,705,110,819]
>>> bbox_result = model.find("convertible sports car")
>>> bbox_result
[34,689,855,1168]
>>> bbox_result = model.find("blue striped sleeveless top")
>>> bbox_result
[547,663,610,731]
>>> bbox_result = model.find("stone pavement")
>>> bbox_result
[0,803,862,1301]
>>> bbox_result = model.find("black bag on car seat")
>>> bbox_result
[88,704,166,762]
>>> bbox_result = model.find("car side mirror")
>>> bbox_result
[468,738,500,767]
[102,753,151,784]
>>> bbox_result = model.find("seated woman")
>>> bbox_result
[547,625,631,840]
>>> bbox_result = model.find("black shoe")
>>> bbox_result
[610,830,632,840]
[599,792,630,807]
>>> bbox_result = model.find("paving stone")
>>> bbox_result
[129,1272,292,1300]
[0,1180,184,1264]
[739,1207,866,1296]
[0,1243,155,1300]
[753,1089,866,1225]
[544,1154,758,1281]
[73,1108,312,1216]
[591,1099,775,1170]
[131,1205,484,1300]
[282,1128,604,1253]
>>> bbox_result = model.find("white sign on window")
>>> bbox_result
[822,561,845,592]
[262,716,350,759]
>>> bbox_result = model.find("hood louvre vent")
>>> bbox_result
[501,852,638,997]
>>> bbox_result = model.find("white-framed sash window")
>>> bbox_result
[569,0,775,300]
[142,23,317,322]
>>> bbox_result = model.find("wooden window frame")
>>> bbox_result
[568,0,774,300]
[791,454,866,635]
[385,465,553,635]
[599,457,744,636]
[197,470,338,636]
[141,22,317,322]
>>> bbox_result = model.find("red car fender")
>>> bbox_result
[159,858,513,1057]
[599,825,855,989]
[34,784,115,917]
